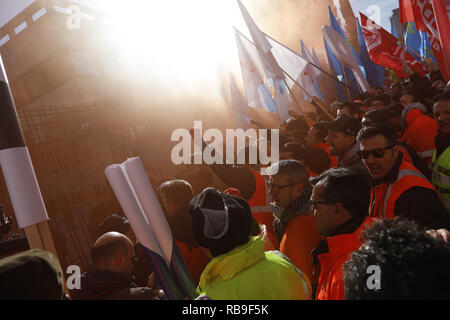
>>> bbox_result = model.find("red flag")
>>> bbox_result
[411,0,448,80]
[400,0,415,23]
[360,13,428,78]
[430,0,450,81]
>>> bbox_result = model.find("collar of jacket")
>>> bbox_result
[435,131,450,159]
[273,185,312,241]
[372,152,404,186]
[401,102,427,129]
[339,143,360,167]
[199,236,265,287]
[312,215,367,265]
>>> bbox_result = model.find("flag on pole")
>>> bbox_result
[360,12,428,78]
[431,0,450,81]
[300,40,324,101]
[323,25,372,93]
[356,17,384,87]
[105,158,197,300]
[234,29,277,113]
[323,36,347,102]
[399,0,415,23]
[229,72,252,129]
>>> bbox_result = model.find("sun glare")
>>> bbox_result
[100,0,244,86]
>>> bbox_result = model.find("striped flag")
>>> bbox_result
[0,54,49,229]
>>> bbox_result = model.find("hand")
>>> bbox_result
[426,228,450,244]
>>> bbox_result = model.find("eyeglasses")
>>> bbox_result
[267,182,300,193]
[357,145,395,160]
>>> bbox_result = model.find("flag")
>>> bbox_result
[229,72,252,129]
[431,0,450,81]
[300,40,324,101]
[323,25,371,93]
[400,0,415,23]
[329,7,364,96]
[234,29,277,113]
[411,0,448,80]
[356,17,385,87]
[324,36,347,102]
[236,0,281,79]
[360,12,428,78]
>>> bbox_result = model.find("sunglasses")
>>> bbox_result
[357,145,395,159]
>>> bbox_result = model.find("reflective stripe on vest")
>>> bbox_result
[433,170,450,186]
[418,149,435,159]
[381,169,428,217]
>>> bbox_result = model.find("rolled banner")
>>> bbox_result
[105,164,183,300]
[122,157,197,299]
[0,54,48,228]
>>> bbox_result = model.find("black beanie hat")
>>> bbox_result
[189,187,252,257]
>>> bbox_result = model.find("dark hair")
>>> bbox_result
[338,102,361,118]
[272,159,309,184]
[356,124,398,146]
[388,103,404,117]
[157,180,193,209]
[312,123,328,142]
[401,88,419,102]
[371,94,391,106]
[309,168,370,218]
[343,217,450,299]
[434,91,450,103]
[91,237,130,264]
[363,109,394,125]
[97,214,130,238]
[293,147,331,176]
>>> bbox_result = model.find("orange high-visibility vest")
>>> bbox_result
[369,158,435,219]
[248,170,278,249]
[314,143,338,168]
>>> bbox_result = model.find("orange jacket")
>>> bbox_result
[314,143,338,168]
[400,107,438,164]
[248,170,278,249]
[316,217,375,300]
[369,157,435,219]
[280,214,322,285]
[176,240,210,285]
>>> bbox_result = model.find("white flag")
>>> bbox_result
[235,29,277,113]
[229,73,251,129]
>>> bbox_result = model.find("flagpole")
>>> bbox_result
[280,76,307,116]
[278,65,334,119]
[263,32,360,95]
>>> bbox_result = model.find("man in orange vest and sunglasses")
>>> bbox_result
[356,125,450,229]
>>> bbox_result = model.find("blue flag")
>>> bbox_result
[356,17,384,88]
[300,40,324,101]
[329,7,362,97]
[324,36,347,102]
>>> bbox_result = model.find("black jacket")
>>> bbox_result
[70,269,160,300]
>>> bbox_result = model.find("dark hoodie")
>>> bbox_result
[70,269,160,300]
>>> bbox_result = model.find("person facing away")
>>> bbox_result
[309,167,374,300]
[190,187,311,300]
[343,217,450,300]
[356,125,450,230]
[157,179,210,284]
[267,159,321,289]
[71,232,162,300]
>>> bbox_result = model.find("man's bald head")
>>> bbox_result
[91,232,134,274]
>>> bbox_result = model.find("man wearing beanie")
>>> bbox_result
[189,187,311,300]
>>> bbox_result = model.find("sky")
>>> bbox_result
[0,0,399,30]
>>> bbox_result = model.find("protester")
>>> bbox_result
[309,167,373,300]
[157,180,210,284]
[281,142,331,177]
[266,160,321,288]
[336,102,361,120]
[356,125,450,229]
[399,91,439,165]
[71,232,163,300]
[304,122,338,168]
[343,218,450,300]
[368,94,391,111]
[96,213,152,287]
[432,92,450,213]
[189,187,311,300]
[321,115,363,169]
[0,249,65,299]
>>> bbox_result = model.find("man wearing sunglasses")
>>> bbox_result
[356,125,450,230]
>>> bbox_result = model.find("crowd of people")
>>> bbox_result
[1,68,450,300]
